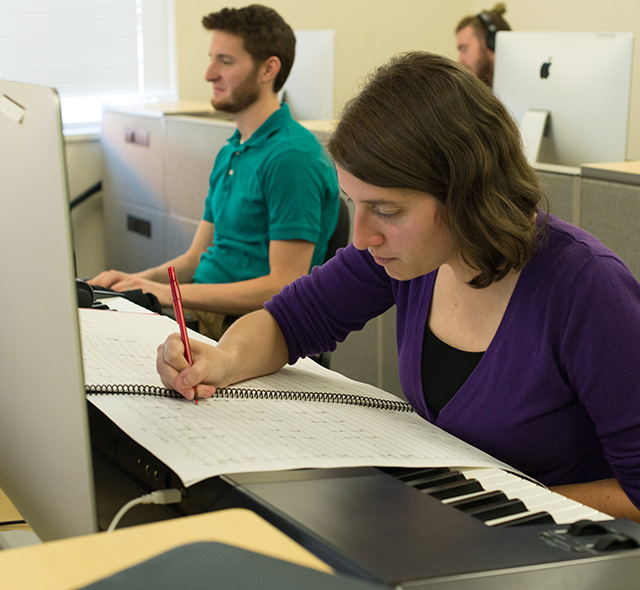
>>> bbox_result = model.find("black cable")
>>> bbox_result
[0,520,27,526]
[69,180,102,210]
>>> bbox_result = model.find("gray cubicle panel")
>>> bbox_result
[535,168,580,225]
[329,308,403,399]
[581,178,640,280]
[537,165,640,281]
[164,115,234,221]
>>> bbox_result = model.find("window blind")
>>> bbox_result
[0,0,176,130]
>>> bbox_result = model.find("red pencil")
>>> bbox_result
[168,266,199,405]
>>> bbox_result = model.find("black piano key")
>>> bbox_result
[408,470,466,490]
[467,498,528,522]
[377,466,424,476]
[493,511,557,528]
[422,478,484,500]
[393,467,452,482]
[448,490,510,512]
[382,467,547,528]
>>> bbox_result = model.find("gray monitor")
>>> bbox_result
[281,30,335,120]
[0,80,98,540]
[493,31,634,168]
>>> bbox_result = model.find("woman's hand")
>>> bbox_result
[156,333,232,400]
[156,310,290,401]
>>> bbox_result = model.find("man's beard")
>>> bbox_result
[474,49,494,87]
[212,68,261,114]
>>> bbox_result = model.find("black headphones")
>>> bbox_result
[476,11,498,52]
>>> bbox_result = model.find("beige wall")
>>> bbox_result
[175,0,640,159]
[174,0,469,113]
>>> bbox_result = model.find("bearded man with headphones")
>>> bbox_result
[455,3,511,86]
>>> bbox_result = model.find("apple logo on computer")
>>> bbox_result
[540,58,552,79]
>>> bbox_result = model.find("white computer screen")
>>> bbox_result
[281,30,336,121]
[0,80,98,541]
[493,31,634,168]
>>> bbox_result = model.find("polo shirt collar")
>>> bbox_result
[227,104,292,151]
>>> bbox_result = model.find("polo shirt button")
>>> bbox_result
[228,169,234,175]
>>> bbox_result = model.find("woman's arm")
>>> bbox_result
[550,479,640,523]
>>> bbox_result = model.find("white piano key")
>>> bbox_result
[453,467,613,524]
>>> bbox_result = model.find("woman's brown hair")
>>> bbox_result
[328,51,546,288]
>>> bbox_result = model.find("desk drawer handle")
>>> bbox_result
[127,215,152,238]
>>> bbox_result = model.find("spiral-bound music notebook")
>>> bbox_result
[79,308,519,487]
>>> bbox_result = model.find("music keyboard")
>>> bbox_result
[383,465,613,526]
[88,404,640,588]
[219,466,640,589]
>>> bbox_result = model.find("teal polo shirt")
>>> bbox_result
[192,104,339,285]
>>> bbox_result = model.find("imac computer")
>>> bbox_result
[281,30,336,121]
[493,31,634,169]
[0,80,98,541]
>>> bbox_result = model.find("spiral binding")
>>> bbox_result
[215,387,414,413]
[86,384,414,413]
[85,384,182,398]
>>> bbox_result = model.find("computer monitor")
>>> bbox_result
[281,30,336,120]
[0,80,98,541]
[493,31,634,168]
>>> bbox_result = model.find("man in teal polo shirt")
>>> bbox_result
[90,5,339,340]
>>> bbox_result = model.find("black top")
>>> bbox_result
[421,325,484,415]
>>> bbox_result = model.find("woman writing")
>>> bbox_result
[157,52,640,523]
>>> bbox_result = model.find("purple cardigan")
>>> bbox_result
[265,214,640,508]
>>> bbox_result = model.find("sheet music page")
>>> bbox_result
[80,309,521,486]
[80,309,182,388]
[79,308,402,401]
[88,394,518,486]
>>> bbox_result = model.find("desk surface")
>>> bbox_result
[0,488,30,532]
[580,160,640,185]
[0,508,332,590]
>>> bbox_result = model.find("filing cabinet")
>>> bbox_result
[164,115,233,221]
[101,110,165,212]
[101,102,230,271]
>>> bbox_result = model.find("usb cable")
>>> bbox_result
[106,488,183,532]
